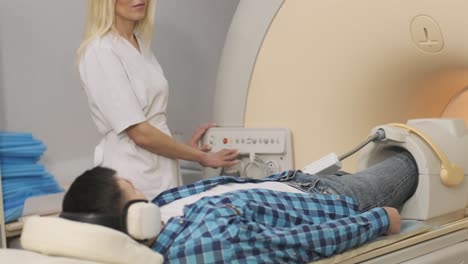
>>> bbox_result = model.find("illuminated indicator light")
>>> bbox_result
[223,138,228,144]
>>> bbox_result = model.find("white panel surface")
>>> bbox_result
[213,0,285,126]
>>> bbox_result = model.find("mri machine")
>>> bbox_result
[2,0,468,263]
[202,0,468,263]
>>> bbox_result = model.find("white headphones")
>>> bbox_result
[122,200,162,240]
[60,199,162,241]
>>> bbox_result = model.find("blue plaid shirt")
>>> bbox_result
[152,171,390,263]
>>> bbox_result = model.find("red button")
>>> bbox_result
[223,138,228,144]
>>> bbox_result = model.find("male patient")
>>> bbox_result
[62,148,418,263]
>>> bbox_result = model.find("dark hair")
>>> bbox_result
[62,166,124,216]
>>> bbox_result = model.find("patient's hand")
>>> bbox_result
[383,207,401,235]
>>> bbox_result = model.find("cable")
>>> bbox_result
[221,153,269,178]
[242,153,270,178]
[220,152,270,178]
[220,163,240,176]
[338,129,386,161]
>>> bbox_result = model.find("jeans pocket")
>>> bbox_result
[309,179,338,195]
[280,170,298,181]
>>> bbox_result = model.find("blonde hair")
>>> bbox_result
[77,0,156,62]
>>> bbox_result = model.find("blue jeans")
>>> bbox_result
[283,149,418,211]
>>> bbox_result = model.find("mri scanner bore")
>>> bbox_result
[443,87,468,121]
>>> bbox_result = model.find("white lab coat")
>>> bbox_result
[79,32,181,200]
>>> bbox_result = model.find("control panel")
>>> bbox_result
[202,128,294,179]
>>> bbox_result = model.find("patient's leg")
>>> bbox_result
[288,149,418,211]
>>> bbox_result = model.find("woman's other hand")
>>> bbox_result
[188,123,216,152]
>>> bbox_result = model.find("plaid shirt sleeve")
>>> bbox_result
[154,189,390,263]
[305,207,390,258]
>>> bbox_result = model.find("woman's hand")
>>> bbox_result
[127,121,239,166]
[189,123,240,168]
[383,207,401,235]
[199,149,240,168]
[188,123,216,152]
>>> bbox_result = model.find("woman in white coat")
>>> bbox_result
[77,0,239,200]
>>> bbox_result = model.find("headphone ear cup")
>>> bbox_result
[125,202,162,241]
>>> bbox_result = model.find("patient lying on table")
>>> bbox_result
[62,149,418,263]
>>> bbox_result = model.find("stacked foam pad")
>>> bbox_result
[0,132,63,223]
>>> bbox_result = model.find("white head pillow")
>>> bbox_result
[21,217,164,264]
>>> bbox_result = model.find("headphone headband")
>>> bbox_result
[60,212,121,231]
[61,199,161,242]
[390,123,464,187]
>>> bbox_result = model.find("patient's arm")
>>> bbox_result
[305,207,392,258]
